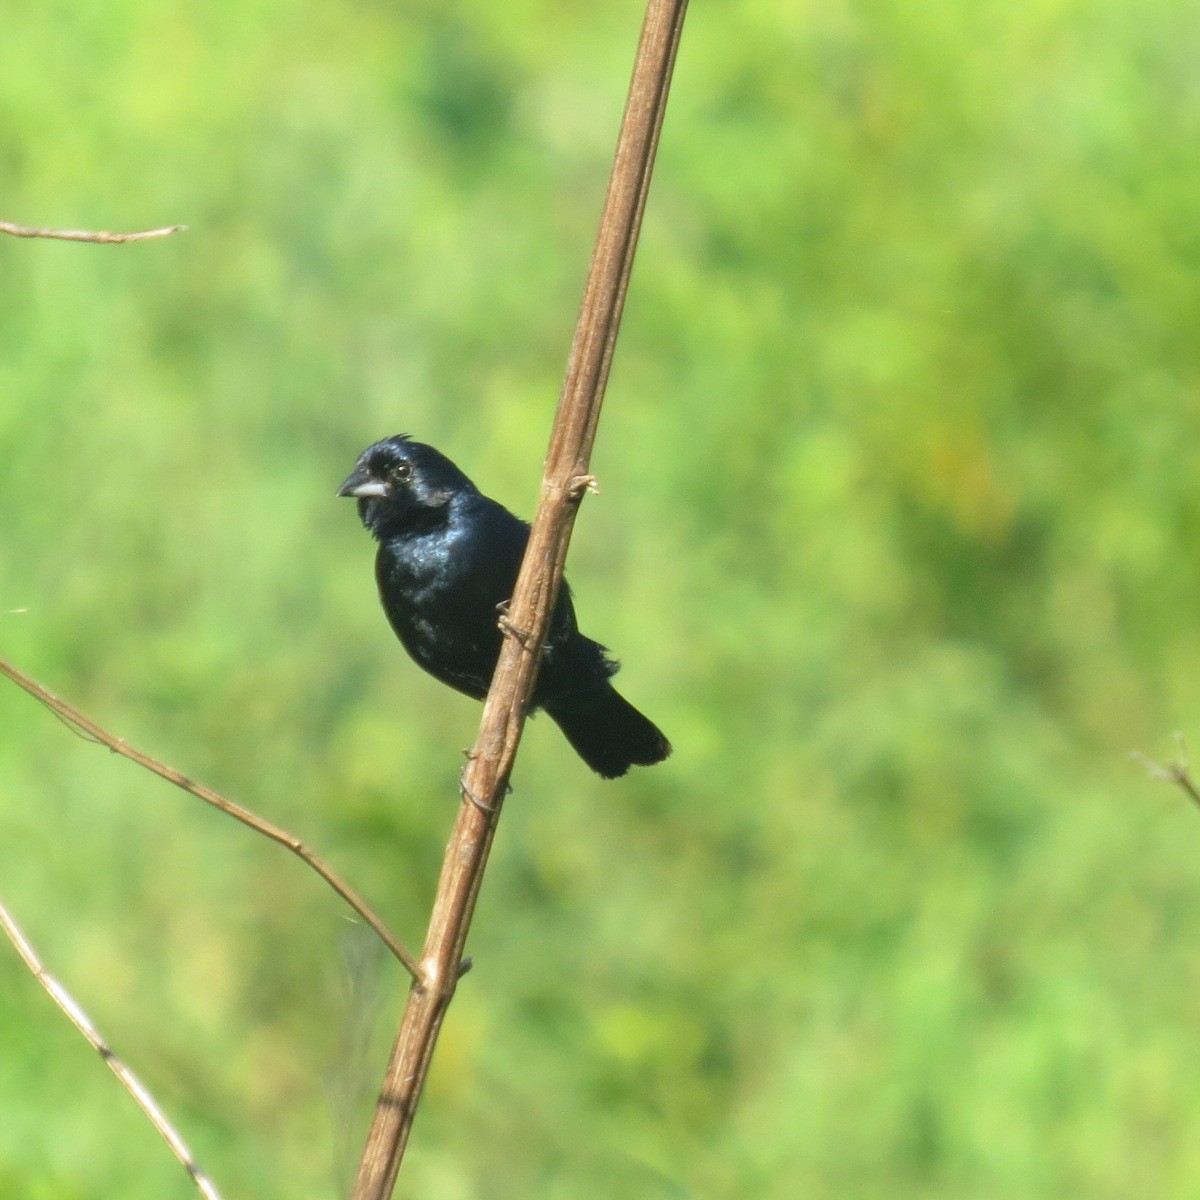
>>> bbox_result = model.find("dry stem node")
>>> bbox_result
[569,473,600,500]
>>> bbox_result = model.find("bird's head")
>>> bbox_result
[337,434,476,539]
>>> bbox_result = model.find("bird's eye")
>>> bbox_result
[390,461,412,483]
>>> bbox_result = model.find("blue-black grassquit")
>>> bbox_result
[339,435,671,778]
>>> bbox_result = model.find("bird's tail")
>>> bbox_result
[545,683,671,779]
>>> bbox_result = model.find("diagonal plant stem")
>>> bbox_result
[350,3,688,1196]
[0,219,186,243]
[0,894,223,1200]
[0,656,419,979]
[1133,735,1200,806]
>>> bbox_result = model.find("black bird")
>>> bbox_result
[338,435,671,778]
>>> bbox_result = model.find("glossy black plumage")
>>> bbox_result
[338,435,671,778]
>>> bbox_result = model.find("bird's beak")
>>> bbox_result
[337,467,389,499]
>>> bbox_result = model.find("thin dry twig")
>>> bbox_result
[0,219,186,244]
[350,3,688,1196]
[1133,734,1200,806]
[0,656,419,979]
[0,894,223,1200]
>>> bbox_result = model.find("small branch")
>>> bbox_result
[350,3,688,1196]
[0,656,420,980]
[1133,734,1200,806]
[0,219,186,244]
[0,894,223,1200]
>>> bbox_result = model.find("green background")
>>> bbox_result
[3,1,1200,1196]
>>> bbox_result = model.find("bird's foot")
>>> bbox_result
[459,762,498,813]
[496,599,535,650]
[451,763,506,811]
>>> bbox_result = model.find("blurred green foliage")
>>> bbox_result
[3,0,1200,1196]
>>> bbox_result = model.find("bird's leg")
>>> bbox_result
[459,758,497,813]
[458,753,513,815]
[496,598,536,651]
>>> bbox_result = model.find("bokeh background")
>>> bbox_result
[3,1,1200,1197]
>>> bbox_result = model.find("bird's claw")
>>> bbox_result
[458,763,514,814]
[499,614,533,648]
[460,764,498,813]
[496,600,534,649]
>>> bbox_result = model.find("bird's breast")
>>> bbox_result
[374,528,507,699]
